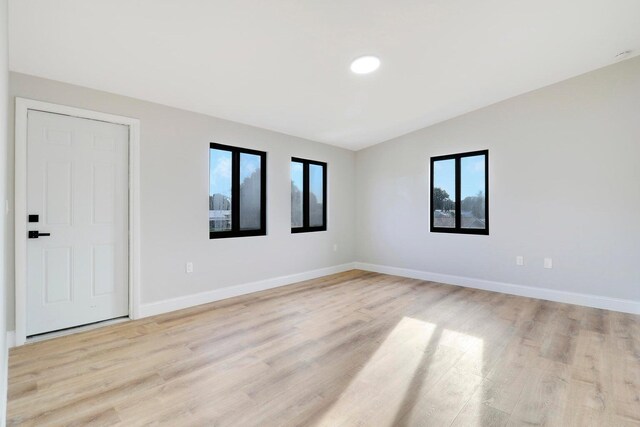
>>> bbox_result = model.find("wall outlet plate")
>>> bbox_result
[516,256,524,266]
[544,258,553,269]
[186,262,194,273]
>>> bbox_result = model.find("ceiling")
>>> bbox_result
[8,0,640,150]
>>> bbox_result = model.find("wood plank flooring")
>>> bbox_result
[7,270,640,426]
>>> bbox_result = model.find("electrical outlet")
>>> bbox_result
[186,262,194,273]
[333,244,338,252]
[544,258,553,269]
[516,256,524,266]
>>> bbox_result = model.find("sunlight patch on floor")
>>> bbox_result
[316,317,437,426]
[316,317,488,426]
[397,327,486,426]
[445,330,486,426]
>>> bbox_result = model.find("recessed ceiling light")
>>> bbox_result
[350,56,381,74]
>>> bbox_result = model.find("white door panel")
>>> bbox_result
[27,110,129,336]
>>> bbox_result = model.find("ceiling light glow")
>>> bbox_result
[350,56,381,74]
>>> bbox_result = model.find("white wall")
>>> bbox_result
[0,0,9,422]
[4,47,639,338]
[6,72,356,329]
[356,57,640,307]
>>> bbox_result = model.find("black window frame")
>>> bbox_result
[209,142,267,239]
[291,157,327,234]
[430,149,489,235]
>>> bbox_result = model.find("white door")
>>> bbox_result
[26,110,129,336]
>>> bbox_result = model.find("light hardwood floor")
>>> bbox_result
[7,270,640,426]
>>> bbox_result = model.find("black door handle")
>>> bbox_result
[28,231,51,239]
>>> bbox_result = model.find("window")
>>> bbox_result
[291,158,327,233]
[430,150,488,235]
[209,143,266,238]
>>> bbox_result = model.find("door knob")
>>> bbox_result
[28,231,51,239]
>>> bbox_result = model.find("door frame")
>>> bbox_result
[14,97,141,346]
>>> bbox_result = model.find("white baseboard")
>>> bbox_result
[5,332,14,349]
[13,261,637,343]
[139,262,358,318]
[354,262,640,315]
